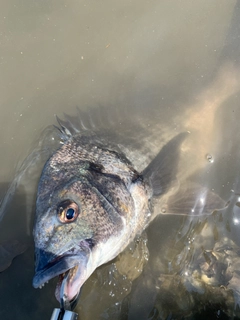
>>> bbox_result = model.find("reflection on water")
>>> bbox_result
[0,0,240,319]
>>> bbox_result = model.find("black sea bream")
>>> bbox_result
[32,111,188,307]
[31,67,237,312]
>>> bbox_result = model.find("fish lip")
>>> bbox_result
[32,252,79,289]
[33,244,90,304]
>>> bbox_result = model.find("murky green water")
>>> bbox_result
[0,1,240,319]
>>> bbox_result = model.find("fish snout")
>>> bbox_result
[33,247,60,288]
[34,248,56,272]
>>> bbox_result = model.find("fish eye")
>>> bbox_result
[57,200,79,223]
[66,208,75,220]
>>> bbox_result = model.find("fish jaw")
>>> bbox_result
[33,244,90,303]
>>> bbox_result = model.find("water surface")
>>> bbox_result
[0,1,240,319]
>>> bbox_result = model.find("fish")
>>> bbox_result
[32,99,228,311]
[32,114,191,308]
[0,64,233,314]
[0,64,235,318]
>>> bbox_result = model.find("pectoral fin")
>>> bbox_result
[142,132,188,196]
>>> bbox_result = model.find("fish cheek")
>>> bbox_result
[67,181,124,243]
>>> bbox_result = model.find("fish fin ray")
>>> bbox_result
[55,115,73,138]
[157,183,228,216]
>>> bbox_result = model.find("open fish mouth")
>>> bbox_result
[55,264,81,304]
[33,248,89,304]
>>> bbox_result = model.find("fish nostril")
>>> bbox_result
[85,238,95,249]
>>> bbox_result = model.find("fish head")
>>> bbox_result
[33,183,93,305]
[32,142,137,306]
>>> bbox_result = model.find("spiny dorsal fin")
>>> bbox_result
[55,115,72,139]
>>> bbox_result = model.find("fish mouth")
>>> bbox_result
[33,247,89,305]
